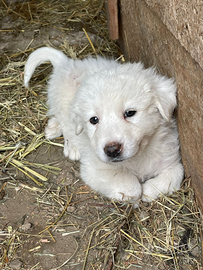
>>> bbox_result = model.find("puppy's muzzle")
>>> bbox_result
[104,142,122,158]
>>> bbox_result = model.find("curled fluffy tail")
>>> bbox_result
[24,47,67,88]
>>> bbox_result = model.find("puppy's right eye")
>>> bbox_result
[90,116,99,125]
[124,110,137,118]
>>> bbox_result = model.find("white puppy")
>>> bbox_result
[24,47,184,206]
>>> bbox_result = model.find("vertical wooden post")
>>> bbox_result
[106,0,119,40]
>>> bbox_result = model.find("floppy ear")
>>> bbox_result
[154,77,177,121]
[75,120,83,135]
[71,70,85,89]
[69,108,84,135]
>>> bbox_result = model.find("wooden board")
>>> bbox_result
[106,0,119,40]
[117,0,203,213]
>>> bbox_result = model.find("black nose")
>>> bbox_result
[104,143,122,158]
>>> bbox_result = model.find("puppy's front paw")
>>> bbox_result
[45,118,62,139]
[142,166,183,202]
[142,178,170,202]
[64,140,80,161]
[142,181,158,202]
[117,192,140,208]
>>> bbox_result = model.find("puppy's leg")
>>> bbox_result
[63,138,80,160]
[80,160,142,207]
[62,126,81,160]
[45,117,62,139]
[142,163,184,202]
[44,117,80,160]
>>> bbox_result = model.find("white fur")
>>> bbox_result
[24,47,184,207]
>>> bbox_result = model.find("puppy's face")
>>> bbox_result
[84,104,159,163]
[71,64,176,163]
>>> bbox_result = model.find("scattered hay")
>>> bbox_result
[1,180,202,269]
[0,0,202,269]
[81,180,202,269]
[0,0,120,187]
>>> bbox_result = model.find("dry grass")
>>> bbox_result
[0,0,120,186]
[0,0,202,269]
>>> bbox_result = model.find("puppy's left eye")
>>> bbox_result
[124,110,137,118]
[90,116,99,125]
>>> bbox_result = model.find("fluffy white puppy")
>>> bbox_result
[24,47,184,206]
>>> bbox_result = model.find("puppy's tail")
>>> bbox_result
[24,47,67,88]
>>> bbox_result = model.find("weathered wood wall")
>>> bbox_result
[145,0,203,70]
[117,0,203,212]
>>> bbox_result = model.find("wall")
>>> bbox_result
[117,0,203,212]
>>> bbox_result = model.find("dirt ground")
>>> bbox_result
[0,1,202,270]
[0,143,162,270]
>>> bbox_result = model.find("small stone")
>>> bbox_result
[9,258,23,270]
[21,221,32,231]
[74,170,80,178]
[188,238,200,257]
[66,206,76,213]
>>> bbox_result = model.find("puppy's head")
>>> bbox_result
[70,63,177,163]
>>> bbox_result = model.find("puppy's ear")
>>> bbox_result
[154,77,177,121]
[69,109,84,135]
[75,121,83,135]
[72,71,85,89]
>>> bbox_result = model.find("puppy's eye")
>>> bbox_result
[90,116,99,125]
[124,110,137,118]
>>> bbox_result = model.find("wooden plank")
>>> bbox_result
[106,0,119,40]
[118,0,203,214]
